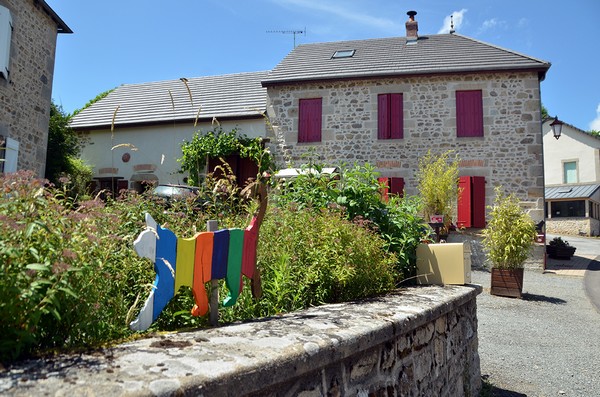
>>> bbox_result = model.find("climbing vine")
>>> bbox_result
[178,128,273,186]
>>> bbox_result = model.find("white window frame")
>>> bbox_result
[0,137,18,173]
[0,4,12,79]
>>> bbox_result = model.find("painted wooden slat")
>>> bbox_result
[378,177,389,201]
[472,176,486,228]
[390,93,404,139]
[390,177,405,198]
[211,229,229,279]
[241,217,258,279]
[174,235,198,293]
[191,232,213,317]
[152,225,178,321]
[457,176,472,228]
[378,94,390,139]
[223,228,244,307]
[299,98,322,142]
[456,90,483,137]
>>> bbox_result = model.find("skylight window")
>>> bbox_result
[332,49,355,59]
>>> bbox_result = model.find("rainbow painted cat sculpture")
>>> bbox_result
[130,184,267,331]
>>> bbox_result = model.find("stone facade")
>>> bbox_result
[0,0,65,176]
[266,71,545,222]
[0,285,481,397]
[547,217,600,237]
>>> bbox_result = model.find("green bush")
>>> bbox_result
[482,187,536,269]
[220,205,398,322]
[271,162,428,279]
[0,171,159,362]
[0,163,425,363]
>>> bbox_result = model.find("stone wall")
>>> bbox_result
[547,217,600,237]
[0,0,59,175]
[265,71,545,222]
[0,285,482,397]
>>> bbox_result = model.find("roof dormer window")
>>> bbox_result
[332,49,355,59]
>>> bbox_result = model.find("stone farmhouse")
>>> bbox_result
[71,11,550,227]
[543,117,600,236]
[0,0,71,175]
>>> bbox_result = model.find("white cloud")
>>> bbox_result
[438,9,467,34]
[275,0,400,32]
[476,18,508,35]
[590,103,600,131]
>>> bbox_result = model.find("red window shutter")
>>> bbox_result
[378,177,389,202]
[299,98,322,143]
[390,177,404,198]
[390,94,404,139]
[457,176,472,228]
[456,90,483,137]
[378,94,390,139]
[471,176,486,228]
[117,179,129,193]
[378,94,404,139]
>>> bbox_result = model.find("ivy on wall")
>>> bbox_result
[179,127,273,186]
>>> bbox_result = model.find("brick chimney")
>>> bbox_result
[406,10,418,41]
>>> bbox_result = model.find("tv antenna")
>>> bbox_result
[266,28,306,48]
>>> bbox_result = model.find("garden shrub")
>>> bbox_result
[220,205,398,322]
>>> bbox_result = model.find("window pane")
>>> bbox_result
[551,200,585,218]
[563,162,577,183]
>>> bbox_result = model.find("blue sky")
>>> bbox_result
[49,0,600,131]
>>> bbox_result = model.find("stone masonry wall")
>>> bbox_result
[1,285,482,397]
[265,71,545,222]
[0,0,59,176]
[547,217,600,237]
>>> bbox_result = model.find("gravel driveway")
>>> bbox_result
[473,267,600,396]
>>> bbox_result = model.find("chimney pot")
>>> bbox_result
[406,10,418,40]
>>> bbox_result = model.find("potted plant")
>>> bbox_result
[416,150,460,241]
[482,187,536,298]
[547,237,576,259]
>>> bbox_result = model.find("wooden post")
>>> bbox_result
[207,220,219,326]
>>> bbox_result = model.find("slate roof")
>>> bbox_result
[70,71,268,129]
[262,33,550,86]
[545,184,600,200]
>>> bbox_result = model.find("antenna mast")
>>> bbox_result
[266,28,306,48]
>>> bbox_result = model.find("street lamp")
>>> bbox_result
[550,116,564,140]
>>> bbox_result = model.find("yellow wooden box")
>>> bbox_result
[416,243,471,285]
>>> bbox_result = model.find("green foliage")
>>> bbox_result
[589,130,600,137]
[1,166,409,362]
[220,206,398,321]
[548,236,570,247]
[272,161,427,280]
[45,102,80,185]
[0,171,161,362]
[416,150,460,229]
[482,187,536,269]
[541,104,549,120]
[179,128,273,186]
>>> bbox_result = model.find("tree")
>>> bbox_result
[45,102,79,184]
[45,101,93,198]
[541,104,549,120]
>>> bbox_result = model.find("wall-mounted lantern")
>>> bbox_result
[550,116,564,140]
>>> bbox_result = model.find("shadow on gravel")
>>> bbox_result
[489,387,527,397]
[522,292,566,304]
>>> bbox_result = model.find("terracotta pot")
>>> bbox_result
[490,268,524,299]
